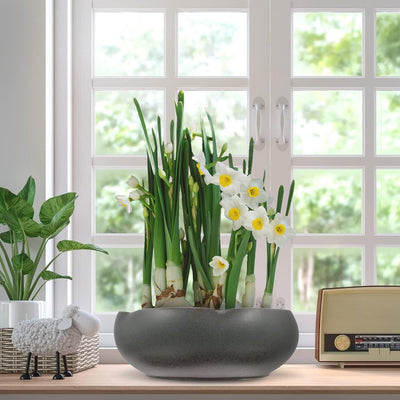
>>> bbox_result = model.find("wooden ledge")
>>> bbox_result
[1,364,400,394]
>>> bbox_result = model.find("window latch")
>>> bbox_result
[275,96,289,151]
[252,97,265,150]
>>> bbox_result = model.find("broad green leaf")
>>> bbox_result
[40,270,72,281]
[18,176,36,206]
[0,188,34,223]
[12,253,35,274]
[0,230,22,243]
[2,211,41,237]
[57,240,108,254]
[40,220,69,239]
[39,192,77,225]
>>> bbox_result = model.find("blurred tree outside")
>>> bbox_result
[292,12,400,312]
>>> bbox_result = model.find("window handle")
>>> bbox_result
[275,97,289,151]
[252,97,265,150]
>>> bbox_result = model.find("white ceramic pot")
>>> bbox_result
[0,301,46,328]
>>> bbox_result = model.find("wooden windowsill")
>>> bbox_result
[1,364,400,394]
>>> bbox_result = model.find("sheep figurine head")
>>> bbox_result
[58,305,101,337]
[12,305,100,381]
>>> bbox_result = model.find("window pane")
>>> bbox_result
[293,91,362,155]
[95,248,143,312]
[178,12,247,76]
[293,248,362,312]
[96,169,147,234]
[376,170,400,234]
[377,247,400,285]
[293,12,362,76]
[95,12,164,76]
[293,169,362,234]
[376,91,400,155]
[95,91,164,155]
[184,91,247,156]
[376,12,400,77]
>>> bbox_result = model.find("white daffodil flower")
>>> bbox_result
[209,256,229,276]
[193,153,212,184]
[209,162,245,195]
[220,195,249,231]
[240,178,269,209]
[243,206,269,240]
[115,195,132,213]
[127,175,139,189]
[267,213,295,247]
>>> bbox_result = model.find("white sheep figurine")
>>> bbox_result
[12,305,100,380]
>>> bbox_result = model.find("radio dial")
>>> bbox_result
[334,334,351,351]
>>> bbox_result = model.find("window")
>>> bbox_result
[68,0,268,347]
[270,0,400,349]
[62,0,400,358]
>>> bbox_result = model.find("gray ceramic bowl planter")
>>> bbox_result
[114,307,298,379]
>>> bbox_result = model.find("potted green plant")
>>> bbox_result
[0,177,108,327]
[114,92,298,379]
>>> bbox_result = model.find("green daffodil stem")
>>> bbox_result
[225,229,251,309]
[242,236,257,307]
[142,218,154,308]
[261,245,280,308]
[242,274,256,308]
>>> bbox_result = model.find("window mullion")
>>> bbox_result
[165,7,176,134]
[72,0,95,312]
[270,0,292,309]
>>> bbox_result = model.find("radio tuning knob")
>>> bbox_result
[334,334,351,351]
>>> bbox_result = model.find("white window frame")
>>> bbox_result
[271,0,400,358]
[55,0,400,363]
[56,0,270,351]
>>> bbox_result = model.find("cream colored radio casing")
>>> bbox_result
[315,286,400,366]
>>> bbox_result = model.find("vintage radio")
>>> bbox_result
[315,286,400,367]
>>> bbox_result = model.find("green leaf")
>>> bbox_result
[12,253,35,274]
[2,211,41,237]
[285,180,295,216]
[0,230,22,243]
[40,220,69,239]
[276,185,284,214]
[57,240,108,254]
[18,177,36,206]
[40,270,72,281]
[39,192,77,225]
[0,188,34,223]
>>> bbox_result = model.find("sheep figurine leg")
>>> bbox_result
[20,352,33,380]
[12,305,101,381]
[19,354,41,380]
[62,355,73,377]
[53,352,64,380]
[32,355,41,377]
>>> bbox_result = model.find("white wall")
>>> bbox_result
[0,0,51,300]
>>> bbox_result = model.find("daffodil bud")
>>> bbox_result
[246,241,253,253]
[193,182,199,194]
[127,175,139,188]
[179,227,185,240]
[188,175,194,189]
[268,207,275,217]
[220,142,228,156]
[158,169,166,179]
[143,207,149,219]
[129,190,141,201]
[165,142,173,154]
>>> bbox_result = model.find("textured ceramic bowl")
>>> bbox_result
[114,307,298,379]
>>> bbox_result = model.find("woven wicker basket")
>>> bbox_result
[0,328,99,374]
